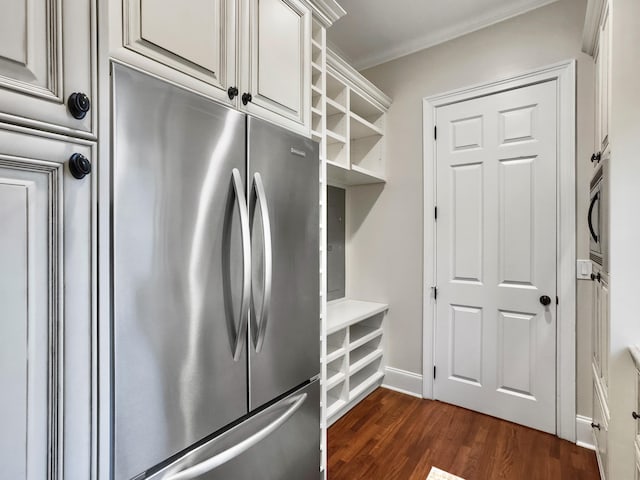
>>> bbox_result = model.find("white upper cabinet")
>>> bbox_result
[240,0,311,132]
[0,125,94,479]
[0,0,96,137]
[598,4,610,150]
[112,0,311,134]
[121,0,237,102]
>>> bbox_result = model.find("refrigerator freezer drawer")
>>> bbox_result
[147,380,320,480]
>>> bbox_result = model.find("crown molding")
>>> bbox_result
[306,0,346,28]
[353,0,559,70]
[581,0,605,55]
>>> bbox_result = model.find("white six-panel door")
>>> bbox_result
[434,80,558,433]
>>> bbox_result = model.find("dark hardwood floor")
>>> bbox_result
[328,388,600,480]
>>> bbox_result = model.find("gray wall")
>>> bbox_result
[346,0,594,416]
[606,0,640,476]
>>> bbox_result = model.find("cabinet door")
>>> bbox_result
[240,0,311,135]
[592,270,602,375]
[599,5,610,149]
[593,46,601,169]
[0,126,93,479]
[600,273,610,395]
[0,0,95,136]
[120,0,237,105]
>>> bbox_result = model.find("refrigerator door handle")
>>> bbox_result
[230,168,251,361]
[250,172,272,352]
[164,392,308,480]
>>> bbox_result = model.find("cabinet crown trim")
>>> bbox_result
[582,0,606,55]
[305,0,346,27]
[326,49,392,109]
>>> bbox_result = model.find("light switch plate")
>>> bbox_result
[576,259,593,279]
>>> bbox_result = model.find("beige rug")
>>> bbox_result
[426,466,465,480]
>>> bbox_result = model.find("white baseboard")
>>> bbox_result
[381,366,423,398]
[576,415,595,450]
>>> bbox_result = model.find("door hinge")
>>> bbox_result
[434,126,437,140]
[433,366,437,379]
[434,206,438,220]
[556,296,559,305]
[432,286,438,300]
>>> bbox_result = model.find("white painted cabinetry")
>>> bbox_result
[325,300,387,425]
[241,0,311,129]
[111,0,310,134]
[589,0,610,171]
[311,48,391,186]
[630,347,640,480]
[0,0,96,137]
[0,124,94,479]
[591,265,610,478]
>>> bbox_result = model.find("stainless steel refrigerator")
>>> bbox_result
[111,64,320,480]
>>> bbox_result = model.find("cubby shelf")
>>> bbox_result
[324,299,388,426]
[320,49,391,187]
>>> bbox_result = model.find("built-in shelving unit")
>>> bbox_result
[322,50,392,186]
[325,299,388,426]
[312,15,329,480]
[311,11,391,478]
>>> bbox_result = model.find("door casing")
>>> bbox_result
[422,60,576,442]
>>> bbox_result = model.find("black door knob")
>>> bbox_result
[540,295,551,306]
[68,92,91,119]
[242,93,252,105]
[227,87,239,100]
[68,153,91,179]
[590,153,597,163]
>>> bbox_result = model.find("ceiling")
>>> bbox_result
[327,0,559,70]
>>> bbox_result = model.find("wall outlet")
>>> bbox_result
[576,259,593,279]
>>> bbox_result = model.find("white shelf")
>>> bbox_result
[349,325,383,350]
[326,129,346,145]
[326,369,346,390]
[350,370,384,399]
[327,299,388,334]
[326,97,346,115]
[350,112,383,139]
[327,397,346,418]
[350,348,383,375]
[326,345,346,362]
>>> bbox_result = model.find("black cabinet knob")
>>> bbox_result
[590,152,602,163]
[242,93,253,105]
[591,422,601,430]
[633,412,640,420]
[540,295,551,306]
[68,153,91,179]
[590,273,596,281]
[597,272,601,283]
[68,92,91,119]
[228,87,239,100]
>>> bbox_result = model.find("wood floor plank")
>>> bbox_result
[328,388,600,480]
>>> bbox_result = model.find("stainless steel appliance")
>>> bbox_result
[112,64,320,480]
[589,156,609,271]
